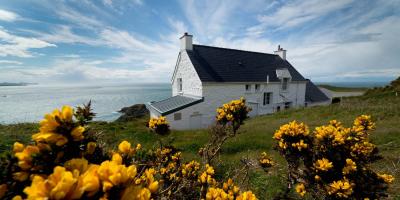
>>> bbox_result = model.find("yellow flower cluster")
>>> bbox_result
[327,178,354,198]
[148,116,170,135]
[258,152,274,169]
[32,106,85,146]
[314,158,333,172]
[352,115,375,133]
[350,141,375,157]
[148,116,168,129]
[273,121,309,151]
[295,183,306,197]
[20,139,158,200]
[314,158,333,171]
[314,125,349,146]
[118,140,141,155]
[181,160,200,179]
[205,179,257,200]
[199,164,217,186]
[216,97,249,123]
[24,165,99,199]
[14,144,39,171]
[378,173,395,184]
[342,158,357,175]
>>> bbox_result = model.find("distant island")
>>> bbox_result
[0,82,37,86]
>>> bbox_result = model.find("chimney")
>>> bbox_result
[274,45,286,60]
[180,32,193,51]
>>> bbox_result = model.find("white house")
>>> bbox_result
[147,33,330,130]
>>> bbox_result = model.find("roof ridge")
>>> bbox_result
[193,44,277,56]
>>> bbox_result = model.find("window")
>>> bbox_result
[174,113,182,121]
[245,84,251,92]
[282,78,289,90]
[177,78,183,92]
[255,84,260,92]
[285,102,291,109]
[263,92,272,105]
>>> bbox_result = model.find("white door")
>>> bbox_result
[189,114,202,129]
[248,103,258,117]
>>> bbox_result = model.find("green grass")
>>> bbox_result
[318,84,368,92]
[1,92,399,199]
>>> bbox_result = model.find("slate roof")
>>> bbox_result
[305,80,330,103]
[186,44,307,82]
[148,95,204,115]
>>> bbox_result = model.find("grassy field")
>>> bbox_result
[0,91,399,199]
[317,84,368,92]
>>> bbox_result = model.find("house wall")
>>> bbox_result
[162,81,307,130]
[171,51,202,97]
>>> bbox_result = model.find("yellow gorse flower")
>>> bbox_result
[378,173,395,184]
[118,140,131,154]
[236,191,257,200]
[259,152,274,168]
[97,160,137,192]
[24,166,77,200]
[273,121,309,152]
[148,116,168,129]
[14,145,40,170]
[342,159,357,175]
[87,142,97,154]
[199,164,216,185]
[32,105,85,146]
[295,183,306,197]
[327,178,354,198]
[216,97,249,123]
[314,158,333,172]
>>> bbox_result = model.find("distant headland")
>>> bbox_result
[0,82,38,86]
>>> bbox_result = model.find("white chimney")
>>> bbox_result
[180,32,193,51]
[274,45,286,60]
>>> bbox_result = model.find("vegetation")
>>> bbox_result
[317,85,368,92]
[0,80,399,199]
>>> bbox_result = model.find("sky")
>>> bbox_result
[0,0,399,84]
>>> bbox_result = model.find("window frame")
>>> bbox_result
[245,84,251,92]
[255,84,260,92]
[177,78,183,92]
[282,78,289,91]
[174,113,182,121]
[263,92,272,105]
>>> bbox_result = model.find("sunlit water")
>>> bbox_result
[0,83,171,124]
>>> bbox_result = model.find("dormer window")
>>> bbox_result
[245,84,251,92]
[177,78,183,92]
[282,78,289,90]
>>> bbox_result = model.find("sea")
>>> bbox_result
[0,81,389,124]
[0,83,171,124]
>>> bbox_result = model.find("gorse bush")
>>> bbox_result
[0,98,394,200]
[273,115,394,199]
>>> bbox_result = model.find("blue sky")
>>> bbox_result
[0,0,399,84]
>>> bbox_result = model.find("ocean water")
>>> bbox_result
[0,83,171,124]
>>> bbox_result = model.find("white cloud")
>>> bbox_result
[38,25,102,46]
[0,27,56,57]
[0,60,22,65]
[0,9,19,22]
[247,0,354,35]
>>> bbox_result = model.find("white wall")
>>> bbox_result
[161,81,307,130]
[171,51,202,97]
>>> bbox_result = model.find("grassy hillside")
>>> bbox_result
[1,90,399,199]
[317,84,368,92]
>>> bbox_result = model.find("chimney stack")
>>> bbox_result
[274,45,286,60]
[180,32,193,51]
